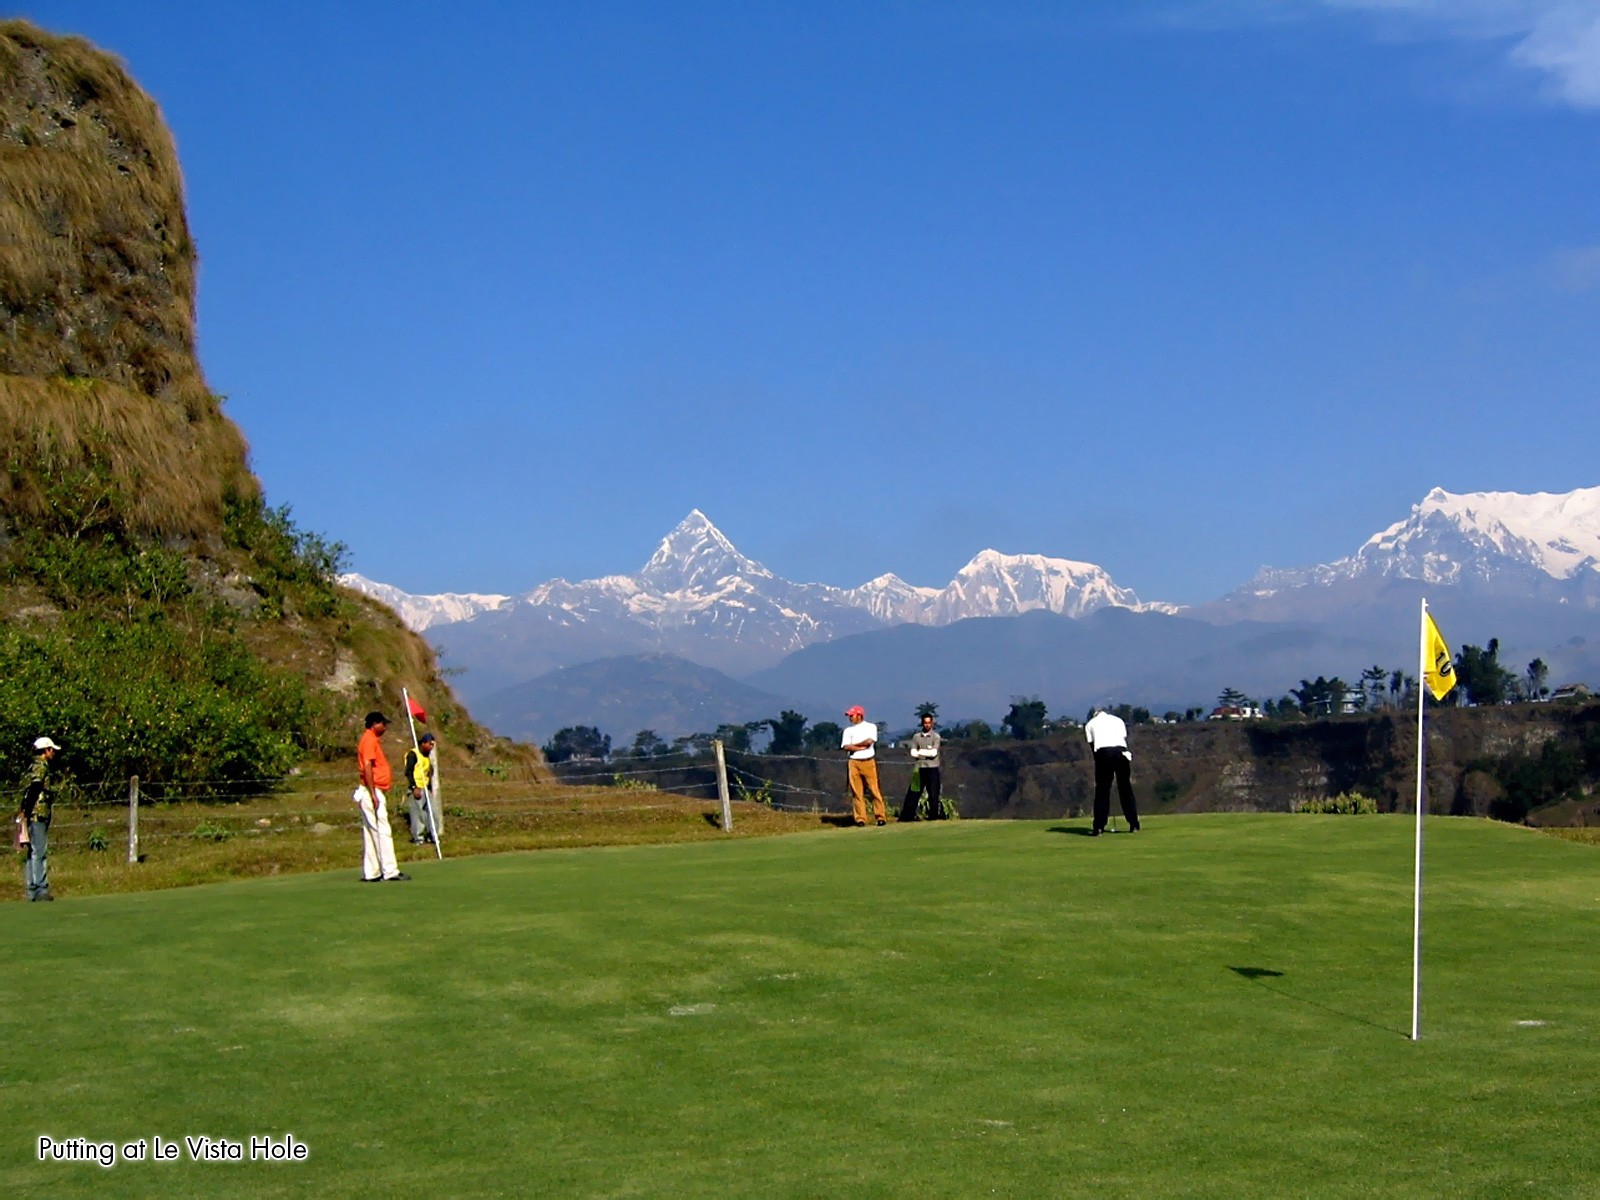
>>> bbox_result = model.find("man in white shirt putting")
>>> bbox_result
[1084,706,1141,836]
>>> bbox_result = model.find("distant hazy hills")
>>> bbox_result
[475,653,820,746]
[746,607,1387,726]
[345,487,1600,739]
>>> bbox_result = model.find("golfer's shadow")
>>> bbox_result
[1227,966,1405,1038]
[1047,825,1099,837]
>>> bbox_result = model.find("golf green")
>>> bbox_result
[2,815,1594,1197]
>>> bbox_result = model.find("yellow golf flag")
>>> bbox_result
[1424,611,1456,701]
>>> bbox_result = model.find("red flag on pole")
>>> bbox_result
[407,694,428,724]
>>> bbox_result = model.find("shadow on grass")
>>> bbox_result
[1046,825,1099,837]
[1227,966,1405,1038]
[819,815,864,828]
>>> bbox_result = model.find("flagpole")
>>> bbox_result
[1411,599,1428,1042]
[402,687,422,758]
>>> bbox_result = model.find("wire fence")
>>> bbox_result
[18,755,867,845]
[10,747,928,855]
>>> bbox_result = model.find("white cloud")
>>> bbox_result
[1506,4,1600,105]
[1179,1,1600,109]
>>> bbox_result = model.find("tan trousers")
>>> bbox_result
[847,758,887,824]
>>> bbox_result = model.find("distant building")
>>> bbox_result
[1208,705,1263,721]
[1550,683,1591,703]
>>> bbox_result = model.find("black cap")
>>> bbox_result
[419,732,436,744]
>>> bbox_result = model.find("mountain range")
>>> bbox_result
[342,509,1173,694]
[343,487,1600,740]
[1199,486,1600,622]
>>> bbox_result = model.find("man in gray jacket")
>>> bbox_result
[906,713,944,820]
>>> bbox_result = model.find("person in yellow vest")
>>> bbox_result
[403,731,437,844]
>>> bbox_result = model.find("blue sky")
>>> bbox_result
[20,1,1600,604]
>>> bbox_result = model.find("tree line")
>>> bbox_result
[542,639,1568,763]
[545,696,1140,762]
[1213,640,1554,719]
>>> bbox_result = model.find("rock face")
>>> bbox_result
[0,19,255,538]
[588,702,1600,826]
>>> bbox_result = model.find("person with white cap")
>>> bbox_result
[840,705,888,827]
[17,736,60,901]
[1084,706,1140,836]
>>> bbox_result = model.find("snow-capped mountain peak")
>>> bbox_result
[338,573,510,631]
[1362,486,1600,581]
[930,549,1146,622]
[845,572,942,624]
[1230,483,1600,602]
[637,509,773,592]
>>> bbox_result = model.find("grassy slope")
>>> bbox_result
[30,782,821,898]
[1,20,532,785]
[1,815,1595,1198]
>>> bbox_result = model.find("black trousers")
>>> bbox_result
[1093,748,1139,831]
[899,767,943,820]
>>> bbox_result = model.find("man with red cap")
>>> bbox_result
[840,705,887,827]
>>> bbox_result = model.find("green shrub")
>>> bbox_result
[0,615,325,793]
[0,466,348,795]
[4,532,191,608]
[1294,792,1379,815]
[221,491,349,619]
[733,777,771,805]
[915,791,959,820]
[612,774,660,793]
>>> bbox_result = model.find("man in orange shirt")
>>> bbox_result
[355,711,409,882]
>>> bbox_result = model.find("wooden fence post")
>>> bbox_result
[127,775,139,864]
[713,740,733,832]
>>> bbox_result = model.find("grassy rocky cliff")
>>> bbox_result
[0,20,543,794]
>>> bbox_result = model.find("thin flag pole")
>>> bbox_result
[1411,599,1428,1042]
[428,750,443,854]
[402,687,422,759]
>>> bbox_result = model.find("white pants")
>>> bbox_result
[355,787,401,880]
